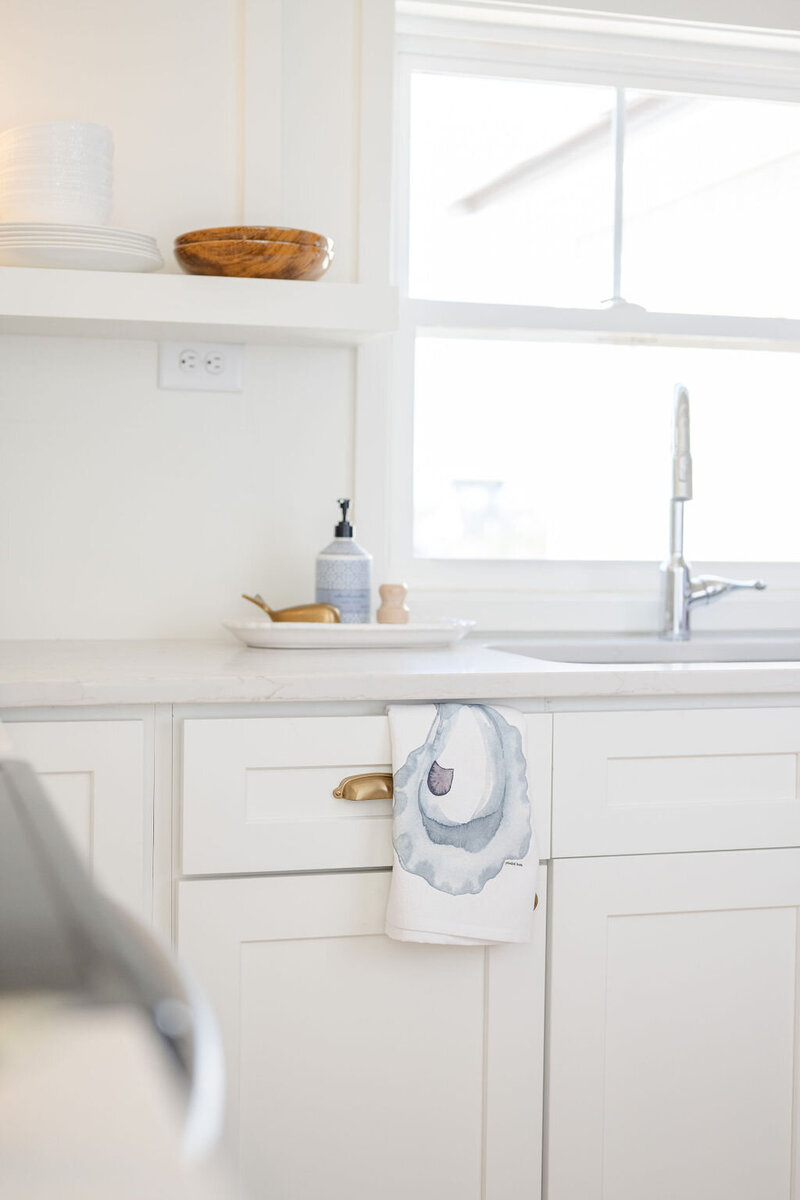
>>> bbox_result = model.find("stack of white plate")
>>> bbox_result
[0,222,163,271]
[0,121,113,225]
[0,121,162,271]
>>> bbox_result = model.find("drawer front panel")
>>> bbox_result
[553,708,800,857]
[182,712,552,875]
[182,716,392,874]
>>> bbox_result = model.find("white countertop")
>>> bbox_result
[3,638,800,707]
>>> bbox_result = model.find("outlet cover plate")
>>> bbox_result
[158,341,244,392]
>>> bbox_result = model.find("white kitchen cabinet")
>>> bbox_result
[547,848,800,1200]
[3,718,150,918]
[179,868,547,1200]
[552,707,800,857]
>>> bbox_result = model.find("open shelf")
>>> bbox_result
[0,267,398,345]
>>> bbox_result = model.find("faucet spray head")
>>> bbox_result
[672,384,693,502]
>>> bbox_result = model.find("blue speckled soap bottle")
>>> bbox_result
[315,499,372,623]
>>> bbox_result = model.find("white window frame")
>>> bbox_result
[356,4,800,632]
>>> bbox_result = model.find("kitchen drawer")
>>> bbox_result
[182,712,552,876]
[552,708,800,858]
[182,716,392,875]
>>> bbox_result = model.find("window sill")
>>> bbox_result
[406,584,800,634]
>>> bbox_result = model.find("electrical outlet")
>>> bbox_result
[204,351,226,375]
[158,342,244,392]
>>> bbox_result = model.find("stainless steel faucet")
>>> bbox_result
[661,384,766,640]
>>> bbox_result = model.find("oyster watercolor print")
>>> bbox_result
[392,704,532,895]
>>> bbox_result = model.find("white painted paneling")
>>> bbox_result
[280,0,359,283]
[178,868,546,1200]
[552,708,800,856]
[358,0,396,285]
[4,718,149,917]
[547,849,800,1200]
[243,0,285,223]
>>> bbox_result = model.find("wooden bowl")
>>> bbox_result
[173,238,333,280]
[175,225,331,251]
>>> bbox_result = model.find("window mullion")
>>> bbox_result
[401,298,800,349]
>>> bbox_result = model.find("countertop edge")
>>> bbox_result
[5,656,800,708]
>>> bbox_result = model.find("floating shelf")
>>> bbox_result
[0,267,398,345]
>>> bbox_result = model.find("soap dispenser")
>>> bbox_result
[315,499,372,624]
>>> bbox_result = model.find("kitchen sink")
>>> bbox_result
[490,633,800,664]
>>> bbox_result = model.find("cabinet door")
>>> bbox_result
[4,719,149,918]
[548,849,800,1200]
[179,869,547,1200]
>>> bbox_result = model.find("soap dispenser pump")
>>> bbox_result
[315,499,372,624]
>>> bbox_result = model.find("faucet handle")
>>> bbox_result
[689,574,767,606]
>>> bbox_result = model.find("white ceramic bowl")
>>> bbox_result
[0,179,113,194]
[0,149,110,167]
[0,156,112,169]
[0,196,112,224]
[0,121,112,147]
[0,121,115,225]
[0,152,112,169]
[0,178,111,191]
[0,195,113,211]
[0,143,111,166]
[0,171,111,183]
[0,171,113,184]
[0,136,112,151]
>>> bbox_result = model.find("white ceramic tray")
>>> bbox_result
[224,619,475,649]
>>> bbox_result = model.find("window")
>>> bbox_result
[383,7,800,627]
[413,338,800,563]
[407,72,800,318]
[408,73,615,308]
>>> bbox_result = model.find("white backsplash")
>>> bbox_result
[0,334,354,638]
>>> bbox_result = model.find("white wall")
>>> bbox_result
[0,0,242,268]
[0,335,354,638]
[0,0,387,638]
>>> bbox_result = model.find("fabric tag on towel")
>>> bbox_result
[385,703,539,945]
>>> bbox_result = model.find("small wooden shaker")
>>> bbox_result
[377,583,410,624]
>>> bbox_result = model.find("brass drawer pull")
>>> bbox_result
[333,772,393,802]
